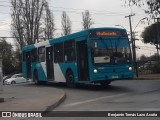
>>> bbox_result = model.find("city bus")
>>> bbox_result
[22,27,134,87]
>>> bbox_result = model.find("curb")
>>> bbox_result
[134,78,160,80]
[43,89,66,114]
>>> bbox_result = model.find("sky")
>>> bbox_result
[0,0,157,58]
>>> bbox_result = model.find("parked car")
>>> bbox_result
[4,74,27,85]
[3,75,12,84]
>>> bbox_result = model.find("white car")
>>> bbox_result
[4,74,27,85]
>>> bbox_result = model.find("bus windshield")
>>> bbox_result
[92,38,132,65]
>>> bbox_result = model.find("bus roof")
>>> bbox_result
[88,27,125,31]
[22,27,126,51]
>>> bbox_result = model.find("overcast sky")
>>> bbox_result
[0,0,157,58]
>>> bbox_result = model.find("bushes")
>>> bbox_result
[151,62,160,73]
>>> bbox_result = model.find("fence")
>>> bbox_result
[137,60,160,75]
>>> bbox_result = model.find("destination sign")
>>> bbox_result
[96,31,117,36]
[89,30,127,37]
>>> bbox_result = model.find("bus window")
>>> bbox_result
[64,40,75,62]
[54,42,63,63]
[38,47,45,62]
[31,48,37,62]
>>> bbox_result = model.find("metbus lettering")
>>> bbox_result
[96,31,117,36]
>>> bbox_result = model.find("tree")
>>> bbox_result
[11,0,54,49]
[141,22,160,58]
[13,41,22,73]
[0,38,15,75]
[141,22,160,45]
[61,11,72,36]
[42,2,56,40]
[82,10,94,30]
[139,54,148,61]
[124,0,160,18]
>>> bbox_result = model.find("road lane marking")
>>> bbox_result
[65,93,127,107]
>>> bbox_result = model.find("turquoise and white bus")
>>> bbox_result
[22,27,134,87]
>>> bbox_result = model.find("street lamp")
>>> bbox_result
[125,15,147,78]
[132,17,148,78]
[133,17,148,32]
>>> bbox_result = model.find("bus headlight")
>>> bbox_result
[129,67,132,71]
[94,69,98,73]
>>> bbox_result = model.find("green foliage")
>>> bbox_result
[0,39,14,75]
[0,38,21,75]
[151,62,160,73]
[13,49,22,73]
[138,54,160,74]
[141,22,160,45]
[139,54,148,61]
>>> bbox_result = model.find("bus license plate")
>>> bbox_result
[112,76,118,79]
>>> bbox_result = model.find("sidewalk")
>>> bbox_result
[0,83,66,112]
[134,74,160,80]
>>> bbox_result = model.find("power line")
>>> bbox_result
[0,1,145,17]
[0,36,52,39]
[0,4,11,7]
[0,0,10,3]
[0,3,131,16]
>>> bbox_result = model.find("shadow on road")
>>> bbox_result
[20,82,133,93]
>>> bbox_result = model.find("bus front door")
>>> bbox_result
[76,40,89,81]
[26,51,31,79]
[46,47,54,80]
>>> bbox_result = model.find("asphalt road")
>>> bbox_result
[27,80,160,120]
[49,80,160,111]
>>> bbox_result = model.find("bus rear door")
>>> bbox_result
[26,51,31,79]
[46,47,54,81]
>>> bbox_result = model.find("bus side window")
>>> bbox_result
[23,52,26,61]
[54,43,63,63]
[64,40,75,62]
[38,47,45,62]
[31,48,37,62]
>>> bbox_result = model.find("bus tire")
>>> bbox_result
[66,70,76,88]
[34,71,39,85]
[100,81,111,86]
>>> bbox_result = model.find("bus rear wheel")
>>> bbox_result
[66,70,76,88]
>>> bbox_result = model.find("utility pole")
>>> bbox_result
[154,18,160,61]
[125,14,135,64]
[0,53,3,91]
[125,14,138,78]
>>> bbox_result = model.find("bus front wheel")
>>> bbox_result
[100,81,111,86]
[66,70,76,88]
[34,71,39,85]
